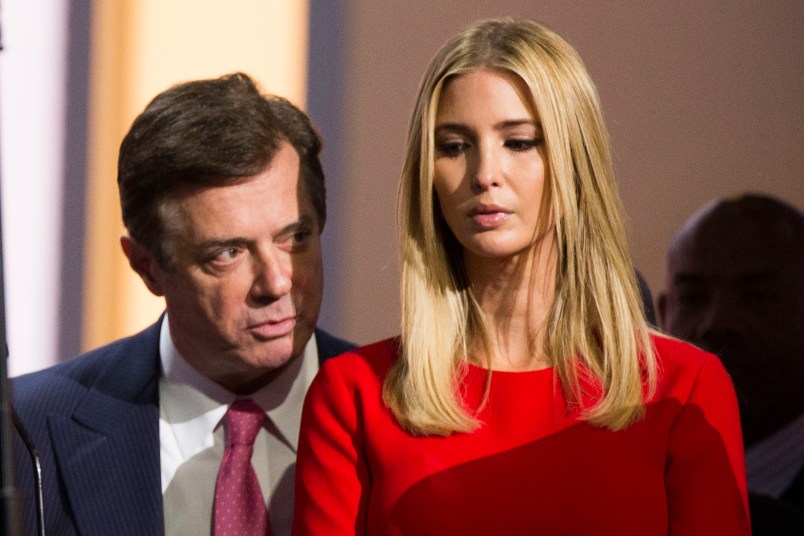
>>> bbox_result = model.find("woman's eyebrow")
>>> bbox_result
[495,119,539,130]
[434,122,471,136]
[435,119,540,135]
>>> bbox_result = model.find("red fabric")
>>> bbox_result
[293,334,751,535]
[214,399,271,536]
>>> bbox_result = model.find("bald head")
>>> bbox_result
[659,194,804,446]
[667,195,803,271]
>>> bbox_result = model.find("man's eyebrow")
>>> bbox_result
[195,237,248,251]
[193,216,318,251]
[736,272,776,284]
[279,216,317,236]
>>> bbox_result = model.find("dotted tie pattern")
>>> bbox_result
[214,399,272,536]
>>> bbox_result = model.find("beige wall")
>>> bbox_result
[82,0,310,351]
[328,0,804,345]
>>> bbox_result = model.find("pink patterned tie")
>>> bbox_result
[214,399,272,535]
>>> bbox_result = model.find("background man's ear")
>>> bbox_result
[120,235,166,297]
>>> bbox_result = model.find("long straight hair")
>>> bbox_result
[385,19,657,436]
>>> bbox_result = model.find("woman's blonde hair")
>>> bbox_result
[385,18,657,435]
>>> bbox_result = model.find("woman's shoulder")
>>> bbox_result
[648,332,732,401]
[317,336,400,386]
[650,331,716,367]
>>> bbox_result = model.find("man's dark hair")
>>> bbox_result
[118,72,325,267]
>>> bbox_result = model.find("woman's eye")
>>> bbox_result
[437,141,468,158]
[505,138,540,152]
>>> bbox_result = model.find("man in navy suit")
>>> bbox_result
[11,73,354,535]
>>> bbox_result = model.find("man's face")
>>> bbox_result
[659,208,804,444]
[131,142,323,393]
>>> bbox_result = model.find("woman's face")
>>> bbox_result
[432,69,549,265]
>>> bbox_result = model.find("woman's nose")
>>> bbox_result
[471,145,502,191]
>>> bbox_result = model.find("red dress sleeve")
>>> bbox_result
[293,357,370,536]
[665,353,751,534]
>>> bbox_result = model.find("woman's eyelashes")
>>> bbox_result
[436,139,470,158]
[504,137,542,152]
[436,136,543,158]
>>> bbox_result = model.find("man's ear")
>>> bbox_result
[656,292,667,329]
[120,235,166,297]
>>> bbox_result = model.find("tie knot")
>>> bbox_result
[225,399,264,447]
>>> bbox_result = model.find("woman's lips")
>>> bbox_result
[469,205,511,228]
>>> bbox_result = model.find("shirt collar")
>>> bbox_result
[159,314,319,458]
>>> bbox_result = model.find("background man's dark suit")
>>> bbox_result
[11,320,354,535]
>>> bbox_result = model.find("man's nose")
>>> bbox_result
[696,290,744,339]
[250,251,292,300]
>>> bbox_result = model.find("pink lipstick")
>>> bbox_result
[469,204,511,228]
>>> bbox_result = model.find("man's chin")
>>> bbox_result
[253,335,308,368]
[226,353,299,394]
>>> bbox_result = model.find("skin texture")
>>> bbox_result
[659,199,804,446]
[432,69,555,371]
[122,142,324,394]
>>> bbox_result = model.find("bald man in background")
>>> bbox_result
[659,193,804,535]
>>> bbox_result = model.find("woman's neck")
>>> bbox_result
[465,245,557,371]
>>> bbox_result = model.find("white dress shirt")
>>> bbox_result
[158,316,319,536]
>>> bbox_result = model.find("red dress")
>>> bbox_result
[293,334,750,535]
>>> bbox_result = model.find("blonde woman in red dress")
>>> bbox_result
[293,18,750,535]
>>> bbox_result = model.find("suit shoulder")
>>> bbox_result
[13,339,121,396]
[12,321,161,408]
[315,328,358,361]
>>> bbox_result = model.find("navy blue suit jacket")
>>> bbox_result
[10,319,355,535]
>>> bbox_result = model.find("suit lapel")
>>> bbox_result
[49,321,164,536]
[43,324,352,535]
